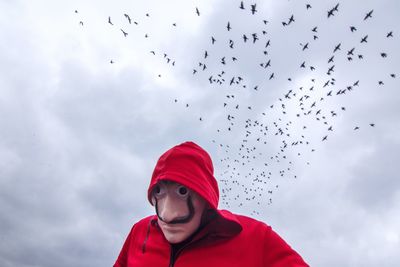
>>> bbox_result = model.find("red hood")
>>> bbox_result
[148,141,219,209]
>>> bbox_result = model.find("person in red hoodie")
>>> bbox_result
[114,141,308,267]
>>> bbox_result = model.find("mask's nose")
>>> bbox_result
[157,194,189,224]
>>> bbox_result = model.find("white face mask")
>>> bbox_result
[152,181,207,244]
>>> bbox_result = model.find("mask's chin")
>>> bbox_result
[160,226,189,244]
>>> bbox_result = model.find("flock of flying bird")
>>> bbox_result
[75,1,397,214]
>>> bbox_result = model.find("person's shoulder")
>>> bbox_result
[229,212,267,224]
[135,214,156,224]
[229,212,272,232]
[129,215,157,231]
[219,210,271,231]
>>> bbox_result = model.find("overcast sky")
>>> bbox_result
[1,0,399,266]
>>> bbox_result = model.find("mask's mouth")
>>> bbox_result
[155,196,195,224]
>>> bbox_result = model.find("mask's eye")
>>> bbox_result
[153,184,166,198]
[176,185,189,197]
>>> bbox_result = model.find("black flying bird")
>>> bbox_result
[251,4,257,15]
[360,35,368,43]
[124,14,131,24]
[120,29,128,37]
[227,21,231,31]
[364,10,374,20]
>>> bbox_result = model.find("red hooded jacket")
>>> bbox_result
[114,141,308,267]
